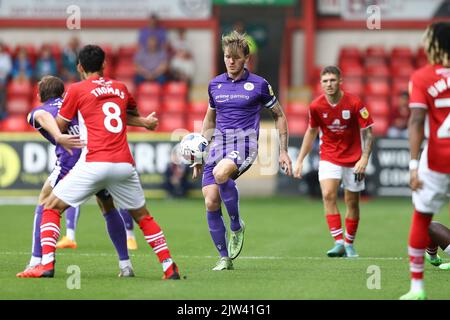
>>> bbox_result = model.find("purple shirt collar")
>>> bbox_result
[224,68,250,82]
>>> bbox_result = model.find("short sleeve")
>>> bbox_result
[308,107,319,128]
[27,109,41,129]
[355,99,374,129]
[208,82,216,109]
[58,86,78,122]
[409,74,428,109]
[124,85,137,111]
[260,79,277,109]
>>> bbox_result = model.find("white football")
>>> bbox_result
[179,133,208,166]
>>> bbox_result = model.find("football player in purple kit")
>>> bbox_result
[17,75,156,277]
[192,31,292,270]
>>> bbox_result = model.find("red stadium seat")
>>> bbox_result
[371,116,389,136]
[390,63,415,78]
[119,79,135,96]
[416,56,428,68]
[364,56,387,68]
[392,77,409,95]
[31,95,41,109]
[366,46,386,58]
[0,115,32,131]
[365,78,389,96]
[117,45,137,60]
[162,96,187,113]
[163,81,188,97]
[365,64,389,78]
[288,115,308,136]
[114,62,135,79]
[7,80,32,114]
[417,47,427,59]
[7,97,31,114]
[137,96,161,114]
[189,100,208,113]
[341,77,364,96]
[340,63,364,77]
[339,46,361,62]
[99,44,114,58]
[286,101,308,116]
[137,82,162,97]
[391,47,413,59]
[186,112,205,132]
[8,80,32,97]
[157,113,186,132]
[366,96,389,117]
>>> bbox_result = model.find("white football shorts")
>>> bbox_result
[53,161,146,210]
[318,160,365,192]
[412,146,450,214]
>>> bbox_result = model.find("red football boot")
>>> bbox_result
[16,263,55,278]
[162,262,180,280]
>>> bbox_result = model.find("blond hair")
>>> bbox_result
[221,30,250,57]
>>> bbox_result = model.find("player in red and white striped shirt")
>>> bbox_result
[294,66,374,259]
[22,45,180,280]
[400,22,450,300]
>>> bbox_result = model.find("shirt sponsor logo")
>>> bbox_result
[342,110,350,119]
[328,119,347,132]
[215,94,250,103]
[244,82,254,91]
[360,107,369,119]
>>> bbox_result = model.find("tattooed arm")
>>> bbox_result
[354,126,374,179]
[269,101,292,176]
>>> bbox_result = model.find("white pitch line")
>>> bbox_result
[0,251,407,260]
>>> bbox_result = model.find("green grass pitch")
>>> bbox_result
[1,197,449,300]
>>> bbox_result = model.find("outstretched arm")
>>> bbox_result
[408,108,426,191]
[293,126,319,179]
[268,102,292,176]
[126,108,158,130]
[35,110,85,155]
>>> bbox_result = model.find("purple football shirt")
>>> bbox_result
[201,69,278,187]
[208,69,277,143]
[28,97,81,174]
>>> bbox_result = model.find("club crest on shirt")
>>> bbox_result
[342,110,350,119]
[244,82,254,91]
[218,84,222,89]
[323,113,328,118]
[359,107,369,119]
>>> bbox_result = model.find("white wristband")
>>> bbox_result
[409,159,419,170]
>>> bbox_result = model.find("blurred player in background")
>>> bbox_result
[17,75,141,277]
[192,31,292,271]
[294,66,374,258]
[400,22,450,300]
[22,45,179,280]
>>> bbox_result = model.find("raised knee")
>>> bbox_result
[213,168,229,185]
